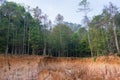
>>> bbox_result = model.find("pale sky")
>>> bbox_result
[7,0,120,24]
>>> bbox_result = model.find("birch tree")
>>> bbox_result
[103,3,119,54]
[78,0,93,56]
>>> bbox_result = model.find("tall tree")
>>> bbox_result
[78,0,93,56]
[55,14,64,24]
[103,3,119,54]
[41,14,49,56]
[0,2,38,55]
[109,3,119,54]
[50,24,72,57]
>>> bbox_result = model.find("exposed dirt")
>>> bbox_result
[0,55,120,80]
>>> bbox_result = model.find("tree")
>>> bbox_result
[29,20,43,55]
[69,33,80,57]
[33,7,51,56]
[33,6,42,20]
[88,14,109,56]
[78,0,93,56]
[49,24,73,57]
[109,3,119,54]
[0,1,39,55]
[55,14,64,24]
[77,27,91,57]
[102,3,119,54]
[0,2,25,54]
[41,14,49,56]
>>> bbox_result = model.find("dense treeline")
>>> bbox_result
[0,1,120,57]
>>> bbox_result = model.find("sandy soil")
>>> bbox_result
[0,55,120,80]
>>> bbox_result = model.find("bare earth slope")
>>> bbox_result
[0,55,120,80]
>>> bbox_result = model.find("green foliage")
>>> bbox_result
[0,1,120,57]
[0,1,43,54]
[49,24,73,56]
[29,21,43,54]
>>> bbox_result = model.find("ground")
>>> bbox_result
[0,55,120,80]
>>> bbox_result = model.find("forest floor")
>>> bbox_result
[0,55,120,80]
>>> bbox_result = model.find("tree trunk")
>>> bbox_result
[87,29,93,57]
[11,32,14,55]
[5,15,10,55]
[32,48,35,55]
[58,50,61,57]
[27,38,30,54]
[22,17,25,55]
[43,42,46,56]
[48,48,51,56]
[27,24,30,54]
[113,21,119,54]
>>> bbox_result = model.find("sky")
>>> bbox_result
[7,0,120,24]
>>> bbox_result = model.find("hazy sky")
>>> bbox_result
[7,0,120,24]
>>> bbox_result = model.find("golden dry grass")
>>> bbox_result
[0,55,120,80]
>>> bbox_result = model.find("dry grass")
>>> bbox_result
[0,55,120,80]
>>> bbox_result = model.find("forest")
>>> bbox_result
[0,0,120,57]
